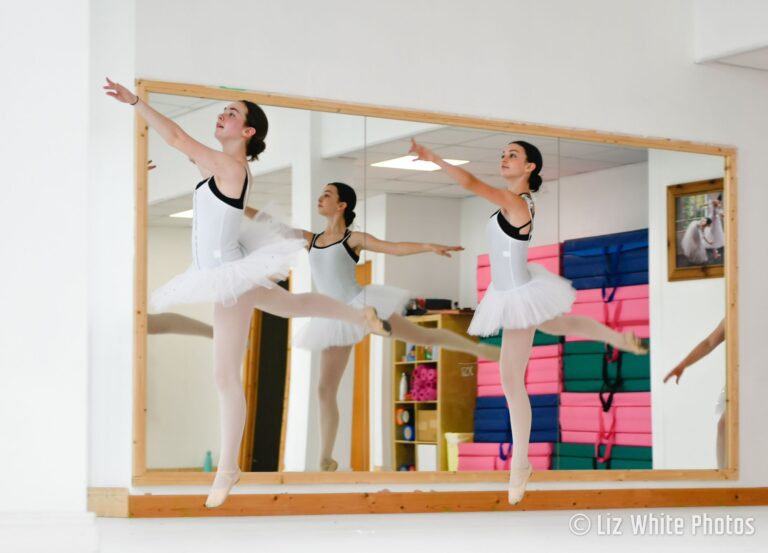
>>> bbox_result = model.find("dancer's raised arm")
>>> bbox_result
[104,78,245,193]
[409,138,531,224]
[349,232,462,258]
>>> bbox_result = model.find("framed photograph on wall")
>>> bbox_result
[667,178,725,281]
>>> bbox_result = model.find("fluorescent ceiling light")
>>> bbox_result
[371,155,469,172]
[170,209,193,219]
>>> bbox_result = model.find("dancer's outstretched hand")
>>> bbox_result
[663,364,686,384]
[409,138,437,163]
[104,77,139,105]
[430,244,464,258]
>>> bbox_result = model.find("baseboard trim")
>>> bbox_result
[127,487,768,518]
[88,487,130,517]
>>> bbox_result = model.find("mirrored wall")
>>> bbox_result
[141,88,729,480]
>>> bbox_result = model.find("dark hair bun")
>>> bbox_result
[529,173,543,192]
[246,137,266,161]
[241,100,269,161]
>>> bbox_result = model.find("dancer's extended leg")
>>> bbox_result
[499,327,536,505]
[538,315,647,354]
[205,285,389,508]
[243,285,389,336]
[388,314,501,361]
[147,313,213,338]
[318,345,354,471]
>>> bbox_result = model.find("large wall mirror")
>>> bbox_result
[134,81,737,487]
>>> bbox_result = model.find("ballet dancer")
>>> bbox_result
[705,196,724,261]
[290,182,502,471]
[105,79,390,507]
[663,318,726,468]
[409,138,648,504]
[680,217,713,265]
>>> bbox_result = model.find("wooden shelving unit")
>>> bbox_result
[391,313,477,471]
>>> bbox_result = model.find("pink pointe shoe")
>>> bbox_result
[622,332,649,355]
[508,464,533,505]
[204,469,241,509]
[364,306,392,338]
[320,458,339,472]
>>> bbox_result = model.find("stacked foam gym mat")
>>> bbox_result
[555,228,652,470]
[562,228,648,290]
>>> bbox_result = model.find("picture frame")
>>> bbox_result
[667,178,725,281]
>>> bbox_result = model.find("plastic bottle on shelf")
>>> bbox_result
[399,371,408,401]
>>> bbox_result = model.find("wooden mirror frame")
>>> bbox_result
[132,80,739,494]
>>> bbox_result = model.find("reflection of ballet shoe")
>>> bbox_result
[204,469,241,509]
[364,307,392,338]
[320,458,338,472]
[622,332,649,355]
[508,464,533,505]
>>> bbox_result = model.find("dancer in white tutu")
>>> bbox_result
[680,217,713,265]
[290,182,502,471]
[409,138,648,504]
[705,196,724,260]
[105,79,390,508]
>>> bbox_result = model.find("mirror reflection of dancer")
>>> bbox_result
[285,182,502,471]
[105,79,391,508]
[705,196,724,261]
[148,313,213,338]
[663,318,726,468]
[145,162,215,339]
[680,217,713,264]
[409,138,648,504]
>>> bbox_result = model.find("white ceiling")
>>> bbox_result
[352,125,646,200]
[148,98,647,227]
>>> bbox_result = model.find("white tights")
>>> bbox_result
[502,315,638,470]
[212,285,370,478]
[317,313,498,465]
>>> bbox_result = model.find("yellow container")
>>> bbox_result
[444,432,474,472]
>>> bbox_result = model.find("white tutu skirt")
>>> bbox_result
[294,285,410,350]
[468,264,576,336]
[150,210,307,312]
[715,387,726,418]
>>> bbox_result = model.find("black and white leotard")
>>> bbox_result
[468,193,575,336]
[150,171,306,311]
[293,230,409,350]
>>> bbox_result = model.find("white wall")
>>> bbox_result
[695,0,768,60]
[648,150,725,469]
[88,0,136,496]
[85,0,768,492]
[0,0,97,550]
